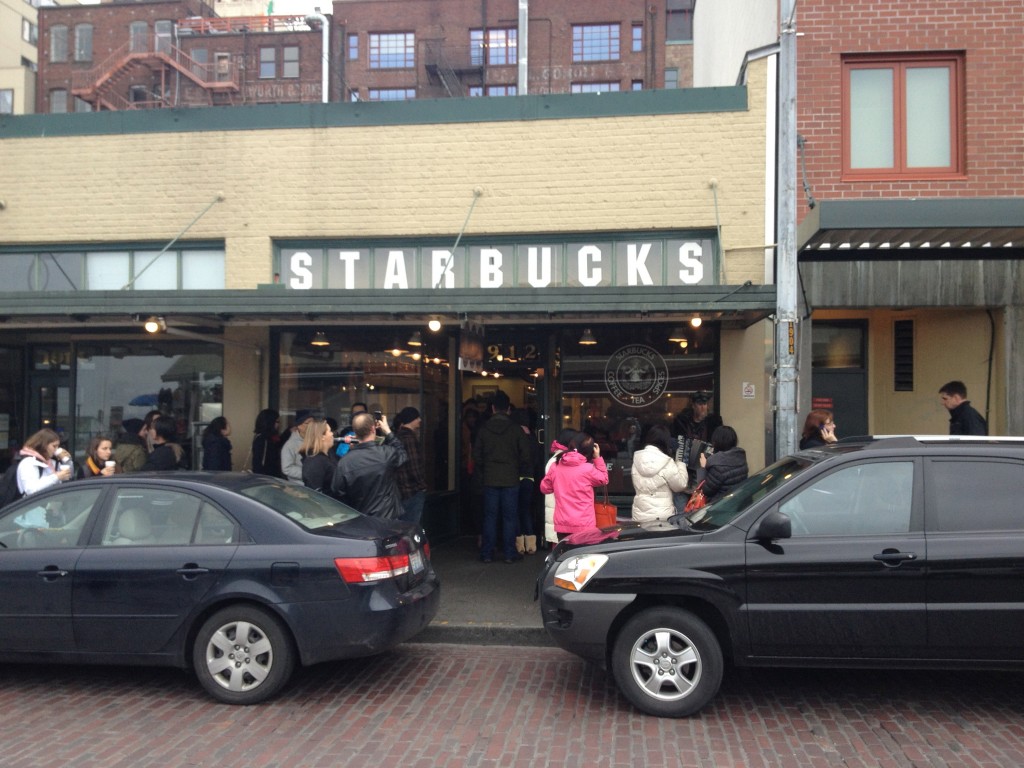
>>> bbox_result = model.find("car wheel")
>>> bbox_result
[611,607,723,717]
[192,605,296,705]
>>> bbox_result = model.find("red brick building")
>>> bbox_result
[36,0,326,111]
[793,0,1024,436]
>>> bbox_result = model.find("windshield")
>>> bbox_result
[685,456,815,531]
[240,482,362,530]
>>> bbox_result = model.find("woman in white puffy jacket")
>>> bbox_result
[543,428,580,547]
[630,424,688,524]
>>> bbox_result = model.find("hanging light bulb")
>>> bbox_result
[668,327,687,342]
[428,319,442,332]
[408,331,423,347]
[311,331,330,347]
[690,315,703,328]
[578,328,597,345]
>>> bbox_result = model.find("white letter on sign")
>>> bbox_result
[527,247,552,288]
[383,250,409,289]
[627,243,654,286]
[432,249,454,289]
[578,245,602,286]
[289,252,313,289]
[678,242,704,284]
[336,251,360,289]
[481,248,503,288]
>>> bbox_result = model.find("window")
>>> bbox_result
[259,47,276,78]
[50,24,67,63]
[0,89,13,115]
[930,460,1024,532]
[74,96,92,113]
[283,46,299,78]
[22,18,38,45]
[103,489,238,546]
[664,68,679,89]
[844,54,964,177]
[129,85,150,104]
[74,24,92,62]
[154,20,172,54]
[666,0,695,42]
[1,486,104,549]
[348,88,361,102]
[571,82,621,94]
[632,24,643,53]
[369,32,414,69]
[129,21,148,53]
[631,80,643,91]
[572,24,619,62]
[49,88,68,113]
[470,28,517,66]
[368,88,415,101]
[347,33,358,61]
[190,48,208,79]
[470,84,516,97]
[779,462,914,536]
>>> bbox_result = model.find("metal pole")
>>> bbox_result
[518,0,529,95]
[775,0,799,456]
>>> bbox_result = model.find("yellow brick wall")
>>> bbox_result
[0,59,769,292]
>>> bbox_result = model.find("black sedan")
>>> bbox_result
[0,472,439,704]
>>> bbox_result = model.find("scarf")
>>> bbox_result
[86,456,103,476]
[19,447,54,470]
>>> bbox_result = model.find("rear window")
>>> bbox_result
[928,458,1024,532]
[240,482,362,530]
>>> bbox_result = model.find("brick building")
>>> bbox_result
[34,0,697,111]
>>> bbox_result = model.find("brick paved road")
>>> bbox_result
[4,644,1024,768]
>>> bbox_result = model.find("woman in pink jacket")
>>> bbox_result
[540,432,609,540]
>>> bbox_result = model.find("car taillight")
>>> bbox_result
[335,554,411,583]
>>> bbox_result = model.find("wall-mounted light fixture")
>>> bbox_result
[311,331,330,347]
[578,328,597,345]
[143,316,166,334]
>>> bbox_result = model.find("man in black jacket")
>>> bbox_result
[938,380,988,436]
[331,412,407,519]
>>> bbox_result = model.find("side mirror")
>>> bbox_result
[754,509,791,541]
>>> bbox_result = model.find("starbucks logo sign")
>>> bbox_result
[605,344,669,408]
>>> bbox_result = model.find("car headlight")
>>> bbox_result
[553,553,609,592]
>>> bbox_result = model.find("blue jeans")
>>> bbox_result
[481,485,519,561]
[400,491,426,528]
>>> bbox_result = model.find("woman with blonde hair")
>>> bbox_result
[300,420,338,496]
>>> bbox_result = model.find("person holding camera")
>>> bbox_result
[540,432,608,542]
[331,411,407,519]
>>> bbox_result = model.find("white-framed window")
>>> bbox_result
[50,24,67,63]
[74,23,92,62]
[571,82,620,94]
[347,33,358,61]
[259,47,275,78]
[369,32,414,69]
[572,24,619,62]
[470,28,517,66]
[283,46,299,78]
[22,18,38,45]
[632,24,643,53]
[368,87,415,101]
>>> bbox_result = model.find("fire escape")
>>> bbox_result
[423,40,481,98]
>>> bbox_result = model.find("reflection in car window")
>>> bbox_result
[930,459,1024,532]
[103,488,239,546]
[240,481,362,530]
[686,457,814,531]
[0,486,103,549]
[780,461,914,536]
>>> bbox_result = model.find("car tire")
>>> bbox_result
[192,605,296,705]
[611,607,723,717]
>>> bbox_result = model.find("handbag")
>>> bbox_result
[595,486,618,528]
[684,481,708,513]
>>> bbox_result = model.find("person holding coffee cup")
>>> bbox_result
[83,434,117,477]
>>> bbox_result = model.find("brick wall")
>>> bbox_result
[797,0,1024,221]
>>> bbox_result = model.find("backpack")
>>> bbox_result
[0,456,41,509]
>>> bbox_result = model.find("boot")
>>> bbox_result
[515,535,525,555]
[525,535,537,555]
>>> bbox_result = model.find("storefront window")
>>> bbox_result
[277,329,450,491]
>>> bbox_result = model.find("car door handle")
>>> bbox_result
[176,565,210,579]
[37,567,69,580]
[873,550,917,565]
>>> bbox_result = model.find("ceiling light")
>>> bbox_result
[679,339,689,349]
[408,331,423,347]
[428,319,442,332]
[143,316,166,334]
[578,328,597,345]
[690,316,703,328]
[311,331,330,347]
[668,327,687,342]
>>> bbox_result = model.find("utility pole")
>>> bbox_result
[775,0,799,456]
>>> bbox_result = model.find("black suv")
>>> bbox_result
[538,436,1024,717]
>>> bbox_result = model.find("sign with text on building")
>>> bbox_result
[279,234,717,290]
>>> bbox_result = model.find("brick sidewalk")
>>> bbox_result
[4,644,1024,768]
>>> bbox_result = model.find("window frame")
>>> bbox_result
[368,32,415,70]
[367,87,416,102]
[129,21,148,53]
[50,24,68,63]
[666,0,695,43]
[49,88,68,114]
[259,46,276,79]
[571,24,620,63]
[74,23,93,63]
[0,88,13,115]
[282,45,299,78]
[571,82,621,94]
[842,53,965,180]
[470,27,518,67]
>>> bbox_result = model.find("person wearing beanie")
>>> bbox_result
[394,406,427,526]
